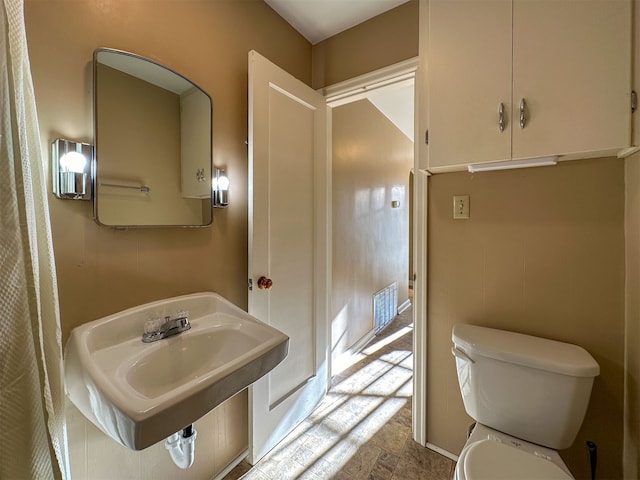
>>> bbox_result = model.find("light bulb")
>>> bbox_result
[59,151,87,173]
[217,173,229,191]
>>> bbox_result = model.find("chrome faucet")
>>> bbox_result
[142,312,191,343]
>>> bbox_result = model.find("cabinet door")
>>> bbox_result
[180,87,212,198]
[512,0,631,160]
[428,0,512,172]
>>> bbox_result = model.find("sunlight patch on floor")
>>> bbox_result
[245,346,414,478]
[362,325,413,356]
[332,323,413,376]
[223,303,453,480]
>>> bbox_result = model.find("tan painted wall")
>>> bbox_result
[311,0,419,89]
[427,158,625,480]
[331,99,413,362]
[625,153,640,480]
[25,0,310,478]
[624,3,640,477]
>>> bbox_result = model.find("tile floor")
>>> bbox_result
[224,303,456,480]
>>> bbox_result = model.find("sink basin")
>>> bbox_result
[64,292,289,450]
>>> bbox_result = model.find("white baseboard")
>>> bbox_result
[351,330,376,353]
[398,299,412,314]
[426,442,458,462]
[332,329,376,376]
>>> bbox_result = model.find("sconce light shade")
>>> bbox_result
[213,168,229,208]
[52,138,93,200]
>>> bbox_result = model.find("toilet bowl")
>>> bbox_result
[454,424,573,480]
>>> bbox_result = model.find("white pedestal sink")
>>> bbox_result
[64,292,289,450]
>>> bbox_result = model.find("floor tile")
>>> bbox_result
[393,440,454,480]
[370,450,399,480]
[369,421,409,456]
[340,442,382,479]
[303,456,340,479]
[238,467,269,480]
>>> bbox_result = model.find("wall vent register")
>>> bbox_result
[374,282,398,334]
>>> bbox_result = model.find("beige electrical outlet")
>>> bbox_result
[453,195,470,219]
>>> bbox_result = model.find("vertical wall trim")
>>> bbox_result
[412,169,428,447]
[412,0,429,447]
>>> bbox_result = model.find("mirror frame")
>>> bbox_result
[93,47,214,229]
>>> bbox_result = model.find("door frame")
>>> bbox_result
[320,56,428,447]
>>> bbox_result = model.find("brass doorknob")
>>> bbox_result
[257,276,273,290]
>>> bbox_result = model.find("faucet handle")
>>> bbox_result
[144,317,164,334]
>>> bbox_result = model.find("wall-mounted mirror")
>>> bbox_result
[93,48,213,227]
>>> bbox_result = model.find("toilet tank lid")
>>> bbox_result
[452,324,600,377]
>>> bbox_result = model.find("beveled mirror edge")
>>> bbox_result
[92,47,214,229]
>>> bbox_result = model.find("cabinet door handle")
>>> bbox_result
[519,98,527,129]
[498,103,506,132]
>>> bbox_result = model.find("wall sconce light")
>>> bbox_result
[213,168,229,208]
[52,138,92,200]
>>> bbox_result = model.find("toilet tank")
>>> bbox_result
[451,324,600,450]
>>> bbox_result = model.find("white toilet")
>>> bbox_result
[451,324,600,480]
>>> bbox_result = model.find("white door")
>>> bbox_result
[247,50,330,464]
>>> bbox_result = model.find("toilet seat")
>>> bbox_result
[456,439,572,480]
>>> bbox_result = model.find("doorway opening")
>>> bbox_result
[321,56,427,451]
[325,60,416,380]
[329,97,414,378]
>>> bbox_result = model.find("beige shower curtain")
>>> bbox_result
[0,0,69,478]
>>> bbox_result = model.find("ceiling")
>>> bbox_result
[367,82,414,142]
[265,0,410,45]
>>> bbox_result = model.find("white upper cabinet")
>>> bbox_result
[427,0,632,172]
